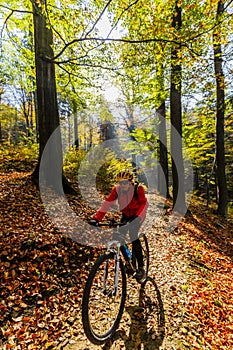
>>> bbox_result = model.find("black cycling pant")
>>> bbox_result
[119,214,144,268]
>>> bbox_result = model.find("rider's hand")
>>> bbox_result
[89,219,99,227]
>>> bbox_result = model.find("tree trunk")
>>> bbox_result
[156,60,170,198]
[0,92,2,143]
[213,0,228,217]
[0,121,2,143]
[31,0,75,194]
[170,1,186,214]
[73,100,79,149]
[157,102,170,198]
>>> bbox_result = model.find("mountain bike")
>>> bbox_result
[82,220,149,345]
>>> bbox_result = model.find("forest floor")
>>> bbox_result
[0,171,233,350]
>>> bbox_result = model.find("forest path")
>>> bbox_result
[0,173,232,350]
[62,209,198,350]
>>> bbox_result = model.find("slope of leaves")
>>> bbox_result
[179,201,233,349]
[0,172,99,349]
[0,172,233,350]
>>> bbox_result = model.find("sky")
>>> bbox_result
[96,12,122,102]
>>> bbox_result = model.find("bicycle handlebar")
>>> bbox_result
[92,222,125,228]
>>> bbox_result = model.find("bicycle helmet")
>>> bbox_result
[116,169,134,182]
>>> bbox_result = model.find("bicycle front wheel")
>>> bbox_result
[82,252,127,345]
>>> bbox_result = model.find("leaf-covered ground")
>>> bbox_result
[0,172,233,350]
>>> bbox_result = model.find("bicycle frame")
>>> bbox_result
[91,220,146,299]
[104,240,121,297]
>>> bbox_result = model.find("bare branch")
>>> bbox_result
[224,0,233,11]
[0,10,13,51]
[55,61,121,72]
[106,0,139,39]
[85,0,114,37]
[0,5,33,54]
[56,63,101,88]
[52,36,179,61]
[44,1,66,45]
[0,5,33,15]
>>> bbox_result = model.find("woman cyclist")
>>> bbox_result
[90,169,148,282]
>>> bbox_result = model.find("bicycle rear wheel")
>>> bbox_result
[82,252,127,345]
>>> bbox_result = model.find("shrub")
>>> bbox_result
[0,142,39,172]
[63,148,86,178]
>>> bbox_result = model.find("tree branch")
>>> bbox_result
[106,0,140,39]
[55,61,124,75]
[0,5,33,14]
[84,0,114,37]
[52,36,179,61]
[56,63,101,88]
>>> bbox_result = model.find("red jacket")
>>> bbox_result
[94,183,148,222]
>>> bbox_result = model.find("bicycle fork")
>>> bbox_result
[103,241,121,297]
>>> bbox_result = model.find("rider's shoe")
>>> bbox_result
[134,267,146,283]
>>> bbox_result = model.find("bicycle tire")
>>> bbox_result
[82,252,127,345]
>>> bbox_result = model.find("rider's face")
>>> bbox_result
[119,179,131,190]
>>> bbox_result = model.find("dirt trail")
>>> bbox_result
[61,212,195,350]
[1,174,232,350]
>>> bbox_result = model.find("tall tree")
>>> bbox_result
[155,59,170,199]
[31,0,74,193]
[170,1,186,213]
[213,0,228,216]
